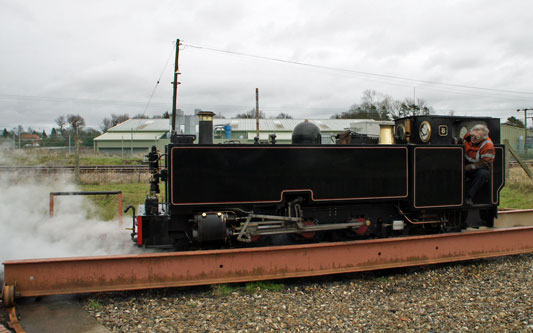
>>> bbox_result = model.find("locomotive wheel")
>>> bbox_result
[299,220,317,239]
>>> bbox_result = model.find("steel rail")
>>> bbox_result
[2,226,533,300]
[495,209,533,227]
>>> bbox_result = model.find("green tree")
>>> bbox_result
[79,128,101,147]
[331,90,395,120]
[504,116,524,128]
[395,98,432,118]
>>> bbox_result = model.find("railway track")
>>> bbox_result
[0,165,148,173]
[2,209,533,332]
[508,160,533,168]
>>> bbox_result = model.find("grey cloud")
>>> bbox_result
[1,0,533,131]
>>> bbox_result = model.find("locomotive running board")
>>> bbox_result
[3,226,533,301]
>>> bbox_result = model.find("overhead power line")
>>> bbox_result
[0,93,169,107]
[182,42,533,96]
[140,41,177,116]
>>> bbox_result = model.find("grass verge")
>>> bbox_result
[499,168,533,209]
[244,281,285,293]
[1,149,144,166]
[80,183,161,221]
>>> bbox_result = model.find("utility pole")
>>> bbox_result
[256,88,260,140]
[516,108,533,153]
[74,127,80,184]
[171,39,181,134]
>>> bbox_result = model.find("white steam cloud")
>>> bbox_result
[0,150,143,277]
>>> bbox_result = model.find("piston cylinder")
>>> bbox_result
[194,213,228,243]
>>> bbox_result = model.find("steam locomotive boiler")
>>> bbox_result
[130,114,505,250]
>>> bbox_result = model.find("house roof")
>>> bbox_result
[21,133,41,141]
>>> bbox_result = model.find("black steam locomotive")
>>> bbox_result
[130,114,505,250]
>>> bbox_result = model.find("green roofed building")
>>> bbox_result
[94,119,171,154]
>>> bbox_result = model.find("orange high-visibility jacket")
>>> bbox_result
[463,134,495,169]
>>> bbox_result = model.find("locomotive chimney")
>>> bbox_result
[197,111,216,144]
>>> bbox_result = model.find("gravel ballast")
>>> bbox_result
[81,253,533,332]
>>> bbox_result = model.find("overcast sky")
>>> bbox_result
[1,0,532,132]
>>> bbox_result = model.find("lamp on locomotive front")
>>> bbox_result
[197,111,216,144]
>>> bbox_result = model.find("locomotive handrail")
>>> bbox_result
[49,191,123,224]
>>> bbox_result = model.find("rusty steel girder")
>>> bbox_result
[495,209,533,227]
[2,226,533,299]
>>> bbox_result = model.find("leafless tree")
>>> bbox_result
[100,118,112,132]
[67,114,86,133]
[67,114,85,184]
[111,114,130,126]
[100,113,130,132]
[55,115,66,135]
[234,109,266,119]
[275,112,293,119]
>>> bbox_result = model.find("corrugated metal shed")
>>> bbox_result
[213,119,372,132]
[94,132,167,141]
[105,119,171,132]
[93,117,378,153]
[501,124,533,151]
[97,118,372,136]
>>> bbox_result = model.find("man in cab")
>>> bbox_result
[462,124,495,205]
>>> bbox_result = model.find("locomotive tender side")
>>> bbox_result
[132,115,505,250]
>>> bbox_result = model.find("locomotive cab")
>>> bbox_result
[394,115,500,145]
[394,115,504,228]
